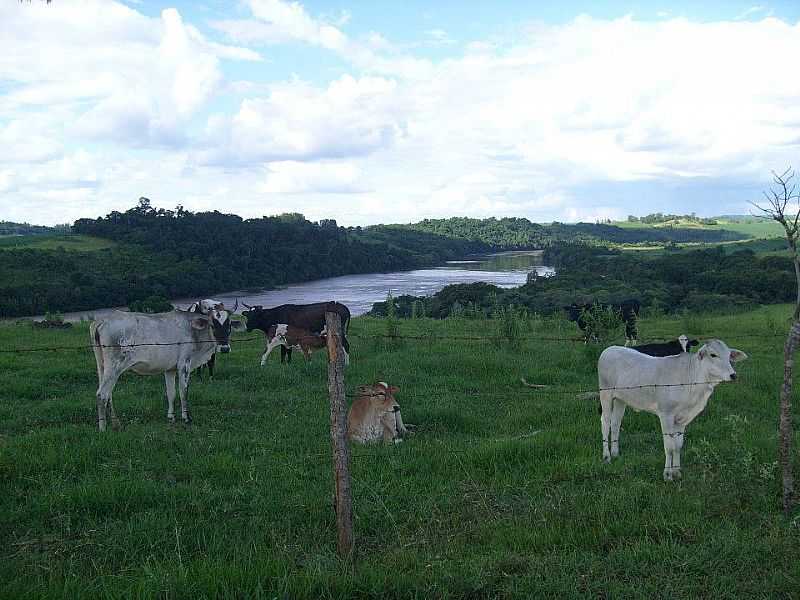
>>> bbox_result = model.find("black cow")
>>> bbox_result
[563,299,641,345]
[632,335,699,357]
[242,301,351,364]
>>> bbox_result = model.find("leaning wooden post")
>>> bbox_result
[780,321,800,515]
[326,310,353,557]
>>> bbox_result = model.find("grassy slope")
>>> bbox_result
[614,218,784,239]
[1,307,799,598]
[0,234,116,252]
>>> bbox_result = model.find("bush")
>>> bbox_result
[128,295,174,313]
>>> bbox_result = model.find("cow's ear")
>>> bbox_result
[388,386,400,394]
[191,318,209,330]
[730,349,748,363]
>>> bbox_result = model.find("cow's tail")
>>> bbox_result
[576,391,600,401]
[89,321,104,384]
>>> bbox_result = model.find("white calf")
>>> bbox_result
[598,339,747,480]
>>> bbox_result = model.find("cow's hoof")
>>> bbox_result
[182,416,192,425]
[663,469,680,481]
[603,455,612,464]
[393,438,403,444]
[168,416,176,425]
[98,421,107,432]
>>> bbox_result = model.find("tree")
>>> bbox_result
[752,167,800,516]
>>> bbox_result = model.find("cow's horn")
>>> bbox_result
[242,301,252,309]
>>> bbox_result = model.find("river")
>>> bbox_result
[53,250,553,321]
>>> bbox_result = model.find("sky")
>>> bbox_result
[1,0,799,226]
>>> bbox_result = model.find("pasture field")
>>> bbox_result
[0,234,116,252]
[614,218,784,239]
[1,307,799,598]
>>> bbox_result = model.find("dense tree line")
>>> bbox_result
[0,200,486,317]
[369,244,795,318]
[404,217,746,247]
[0,200,759,317]
[0,221,70,236]
[627,213,719,225]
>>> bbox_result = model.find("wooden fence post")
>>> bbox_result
[326,311,353,557]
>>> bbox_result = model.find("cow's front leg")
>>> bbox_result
[164,370,177,424]
[260,340,280,366]
[659,415,681,481]
[178,360,192,424]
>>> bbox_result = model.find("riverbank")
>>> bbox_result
[15,251,551,322]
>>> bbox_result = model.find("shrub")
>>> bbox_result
[129,295,174,313]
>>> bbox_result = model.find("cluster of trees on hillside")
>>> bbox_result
[627,213,719,225]
[0,221,70,236]
[406,217,745,247]
[0,200,484,317]
[369,244,795,319]
[0,200,758,317]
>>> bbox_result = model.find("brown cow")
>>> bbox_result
[260,323,327,366]
[347,382,410,444]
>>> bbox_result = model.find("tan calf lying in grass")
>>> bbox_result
[347,382,411,444]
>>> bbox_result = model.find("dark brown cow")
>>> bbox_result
[243,301,350,364]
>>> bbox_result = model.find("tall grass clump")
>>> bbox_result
[494,304,526,349]
[383,290,401,349]
[581,305,624,344]
[681,310,709,336]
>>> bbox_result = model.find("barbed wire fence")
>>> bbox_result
[0,312,787,556]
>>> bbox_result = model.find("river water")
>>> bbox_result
[55,250,552,321]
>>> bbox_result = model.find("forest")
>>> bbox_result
[0,200,756,317]
[368,244,795,319]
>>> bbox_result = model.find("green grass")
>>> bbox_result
[0,234,116,252]
[1,307,799,598]
[614,218,784,239]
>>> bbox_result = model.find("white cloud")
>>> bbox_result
[261,160,369,194]
[3,1,800,226]
[197,74,405,165]
[0,2,258,149]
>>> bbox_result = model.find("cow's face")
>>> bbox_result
[697,339,748,381]
[209,307,234,352]
[242,306,273,332]
[370,382,401,434]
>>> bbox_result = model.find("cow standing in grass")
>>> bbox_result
[564,299,641,345]
[90,302,236,431]
[260,324,327,365]
[598,339,747,480]
[243,301,351,365]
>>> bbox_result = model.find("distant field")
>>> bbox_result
[619,237,790,256]
[614,218,784,239]
[1,307,798,598]
[0,234,116,252]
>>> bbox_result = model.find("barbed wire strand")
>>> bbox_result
[0,328,785,354]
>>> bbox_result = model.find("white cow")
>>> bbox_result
[598,339,747,480]
[90,304,235,431]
